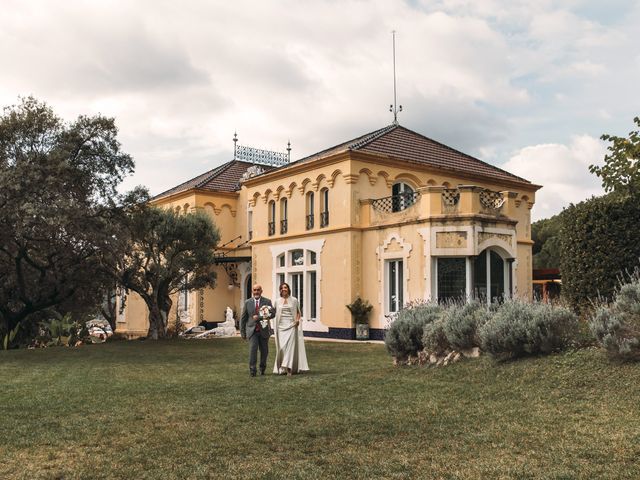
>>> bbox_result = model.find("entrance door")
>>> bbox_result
[245,274,252,301]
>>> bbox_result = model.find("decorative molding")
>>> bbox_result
[359,168,377,186]
[298,178,311,194]
[435,231,468,248]
[377,171,393,188]
[328,169,342,187]
[342,173,359,184]
[478,232,513,247]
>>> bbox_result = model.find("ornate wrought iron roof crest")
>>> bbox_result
[233,132,291,167]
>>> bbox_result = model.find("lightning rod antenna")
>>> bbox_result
[389,30,403,125]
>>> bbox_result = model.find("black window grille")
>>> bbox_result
[437,258,466,303]
[306,214,314,230]
[280,219,288,234]
[372,191,421,213]
[320,211,329,227]
[268,221,275,236]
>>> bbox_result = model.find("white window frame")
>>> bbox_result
[271,239,327,332]
[376,234,412,319]
[385,259,404,313]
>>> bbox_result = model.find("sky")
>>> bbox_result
[1,0,639,221]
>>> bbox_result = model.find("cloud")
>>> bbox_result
[0,0,638,206]
[503,134,606,220]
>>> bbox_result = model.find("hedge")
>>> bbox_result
[559,193,640,310]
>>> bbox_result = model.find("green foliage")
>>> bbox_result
[443,300,490,350]
[422,319,449,356]
[346,297,373,324]
[105,206,220,339]
[479,300,577,359]
[36,313,85,347]
[2,322,20,350]
[559,193,640,309]
[590,279,640,360]
[532,214,562,269]
[0,97,135,347]
[589,117,640,194]
[384,302,443,360]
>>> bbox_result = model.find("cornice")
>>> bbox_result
[250,216,519,244]
[151,188,239,206]
[241,151,352,187]
[349,150,541,193]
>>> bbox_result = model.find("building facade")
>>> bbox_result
[118,124,540,340]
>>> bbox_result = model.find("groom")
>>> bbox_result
[240,284,274,377]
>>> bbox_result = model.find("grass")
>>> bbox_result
[1,339,639,479]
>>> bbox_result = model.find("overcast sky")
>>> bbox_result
[2,0,639,220]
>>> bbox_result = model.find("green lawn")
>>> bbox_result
[1,339,639,479]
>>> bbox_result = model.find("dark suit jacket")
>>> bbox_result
[240,296,274,340]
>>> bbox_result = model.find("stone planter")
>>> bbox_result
[355,323,369,340]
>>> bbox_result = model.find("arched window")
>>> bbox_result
[306,192,314,230]
[391,182,415,212]
[473,249,507,304]
[320,188,329,227]
[280,198,288,234]
[268,200,276,236]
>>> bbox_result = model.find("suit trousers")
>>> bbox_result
[248,333,269,373]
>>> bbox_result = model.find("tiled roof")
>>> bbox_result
[153,160,276,200]
[155,124,532,200]
[292,124,531,185]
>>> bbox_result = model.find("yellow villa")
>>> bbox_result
[117,123,540,340]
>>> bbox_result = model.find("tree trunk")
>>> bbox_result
[100,289,117,332]
[147,304,163,340]
[146,297,171,340]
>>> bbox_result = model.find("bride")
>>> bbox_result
[272,282,309,376]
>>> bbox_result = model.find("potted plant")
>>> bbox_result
[346,297,373,340]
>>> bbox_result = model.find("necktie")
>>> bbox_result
[255,299,261,331]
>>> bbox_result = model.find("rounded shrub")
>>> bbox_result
[385,302,443,361]
[479,300,577,359]
[422,319,449,356]
[590,280,640,360]
[443,300,490,350]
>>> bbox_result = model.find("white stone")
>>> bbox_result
[461,347,481,358]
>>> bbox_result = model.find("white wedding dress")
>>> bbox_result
[273,297,309,374]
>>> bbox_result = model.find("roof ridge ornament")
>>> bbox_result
[389,30,403,126]
[232,132,291,167]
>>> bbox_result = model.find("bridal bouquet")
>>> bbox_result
[259,305,273,329]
